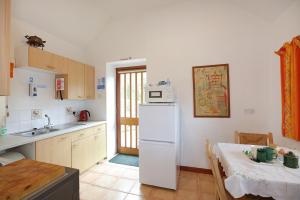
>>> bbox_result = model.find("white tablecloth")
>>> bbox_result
[214,143,300,200]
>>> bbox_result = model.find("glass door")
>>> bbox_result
[116,66,146,155]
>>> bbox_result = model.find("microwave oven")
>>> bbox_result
[145,85,175,103]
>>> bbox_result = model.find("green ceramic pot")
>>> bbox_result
[257,148,267,162]
[284,152,299,169]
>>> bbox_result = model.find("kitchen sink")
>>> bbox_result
[12,128,60,137]
[11,122,89,137]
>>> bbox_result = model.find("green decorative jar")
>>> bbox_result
[284,152,299,169]
[0,128,7,136]
[257,148,267,162]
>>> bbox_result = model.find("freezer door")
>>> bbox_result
[139,105,176,142]
[139,140,177,190]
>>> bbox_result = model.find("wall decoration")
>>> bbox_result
[97,77,105,92]
[192,64,230,118]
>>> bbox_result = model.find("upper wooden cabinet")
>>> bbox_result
[68,59,85,100]
[0,0,12,96]
[15,46,68,74]
[85,65,95,99]
[15,46,96,100]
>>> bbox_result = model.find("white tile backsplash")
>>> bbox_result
[6,68,88,133]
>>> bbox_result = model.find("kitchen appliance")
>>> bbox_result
[145,84,175,103]
[139,103,180,190]
[79,110,90,122]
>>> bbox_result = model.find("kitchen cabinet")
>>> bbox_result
[15,47,68,74]
[72,135,94,172]
[72,124,107,172]
[93,132,107,163]
[36,134,72,167]
[84,65,95,99]
[0,0,11,96]
[35,124,107,173]
[67,59,85,100]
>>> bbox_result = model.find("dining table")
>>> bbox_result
[214,143,300,200]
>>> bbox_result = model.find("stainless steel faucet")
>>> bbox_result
[44,114,53,129]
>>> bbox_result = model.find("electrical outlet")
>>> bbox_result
[31,109,43,120]
[66,107,73,114]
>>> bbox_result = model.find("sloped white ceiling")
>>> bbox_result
[13,0,181,47]
[12,0,297,48]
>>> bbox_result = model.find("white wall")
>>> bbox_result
[86,0,300,168]
[4,18,90,133]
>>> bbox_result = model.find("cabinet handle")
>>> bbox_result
[79,133,84,137]
[60,137,67,140]
[46,65,55,70]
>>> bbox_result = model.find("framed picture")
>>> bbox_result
[192,64,230,118]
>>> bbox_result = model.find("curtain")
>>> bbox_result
[276,36,300,141]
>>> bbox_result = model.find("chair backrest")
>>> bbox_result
[235,131,274,146]
[206,140,229,200]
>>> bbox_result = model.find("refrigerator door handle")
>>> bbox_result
[140,139,174,144]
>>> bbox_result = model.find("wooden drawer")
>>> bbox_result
[93,124,106,134]
[71,129,93,142]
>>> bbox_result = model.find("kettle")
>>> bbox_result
[79,110,90,122]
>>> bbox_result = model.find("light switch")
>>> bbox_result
[244,108,255,115]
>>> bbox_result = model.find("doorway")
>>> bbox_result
[116,66,147,155]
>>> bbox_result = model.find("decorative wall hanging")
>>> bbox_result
[25,35,46,49]
[192,64,230,118]
[275,36,300,141]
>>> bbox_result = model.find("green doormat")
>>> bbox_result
[109,154,139,167]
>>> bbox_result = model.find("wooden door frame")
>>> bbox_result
[116,65,146,155]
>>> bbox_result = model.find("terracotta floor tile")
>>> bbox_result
[198,181,215,194]
[199,192,216,200]
[150,187,176,200]
[79,182,89,193]
[101,189,127,200]
[175,189,200,200]
[90,163,112,174]
[122,169,139,179]
[178,176,199,191]
[198,173,214,182]
[91,174,119,188]
[80,171,101,183]
[125,194,146,200]
[129,182,153,196]
[112,177,136,192]
[80,184,106,200]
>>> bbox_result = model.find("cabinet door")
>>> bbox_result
[93,132,107,163]
[0,0,11,96]
[67,59,85,99]
[84,65,95,99]
[53,55,68,74]
[36,134,72,167]
[72,136,94,173]
[28,47,55,71]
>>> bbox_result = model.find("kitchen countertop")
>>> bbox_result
[0,121,106,152]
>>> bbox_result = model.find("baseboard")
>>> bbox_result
[180,166,212,174]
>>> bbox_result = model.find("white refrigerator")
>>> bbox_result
[139,103,180,190]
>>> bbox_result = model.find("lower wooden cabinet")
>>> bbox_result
[36,134,72,167]
[35,124,107,172]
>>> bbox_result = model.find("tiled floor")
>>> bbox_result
[80,161,216,200]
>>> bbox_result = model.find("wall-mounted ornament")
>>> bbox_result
[192,64,230,118]
[25,35,46,50]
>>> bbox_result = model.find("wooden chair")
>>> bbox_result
[235,131,274,146]
[206,140,273,200]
